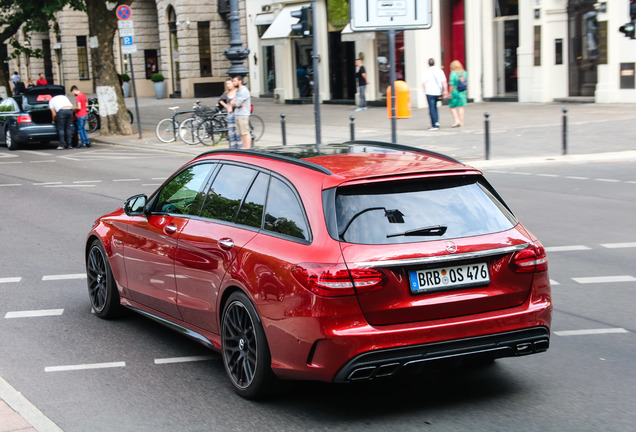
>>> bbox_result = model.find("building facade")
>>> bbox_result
[4,1,634,105]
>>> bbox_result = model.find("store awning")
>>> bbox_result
[254,12,274,26]
[261,5,307,46]
[341,23,376,42]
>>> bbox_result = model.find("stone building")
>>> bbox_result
[5,0,635,105]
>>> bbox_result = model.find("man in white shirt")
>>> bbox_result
[421,58,448,131]
[232,75,252,149]
[49,93,75,149]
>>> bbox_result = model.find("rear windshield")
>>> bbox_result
[335,175,517,245]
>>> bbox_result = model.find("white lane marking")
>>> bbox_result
[550,279,560,285]
[0,376,64,432]
[33,182,62,186]
[627,181,636,184]
[565,176,589,180]
[113,178,141,182]
[572,275,636,284]
[21,150,55,157]
[545,245,591,252]
[0,161,23,165]
[42,273,86,281]
[536,174,559,178]
[5,309,64,319]
[0,277,22,283]
[594,178,621,183]
[154,355,215,365]
[601,242,636,249]
[30,160,56,163]
[555,328,629,336]
[45,362,126,372]
[73,180,102,184]
[44,184,96,188]
[0,184,22,187]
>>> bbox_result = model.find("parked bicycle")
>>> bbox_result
[195,109,264,146]
[155,101,204,143]
[86,97,133,133]
[177,101,216,145]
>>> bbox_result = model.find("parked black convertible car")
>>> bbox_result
[0,85,77,150]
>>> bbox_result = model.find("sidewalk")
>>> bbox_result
[107,95,636,166]
[4,98,636,432]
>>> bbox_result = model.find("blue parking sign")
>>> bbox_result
[122,36,133,46]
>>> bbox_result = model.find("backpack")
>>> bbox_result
[457,74,467,92]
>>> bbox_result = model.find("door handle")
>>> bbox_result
[219,238,234,250]
[164,224,178,235]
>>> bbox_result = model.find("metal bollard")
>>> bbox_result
[484,112,491,160]
[281,113,287,146]
[562,107,568,155]
[349,115,355,141]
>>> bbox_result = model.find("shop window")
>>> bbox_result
[198,22,212,77]
[534,26,541,66]
[77,36,90,80]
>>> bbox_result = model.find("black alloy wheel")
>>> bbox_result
[222,292,277,399]
[86,240,122,318]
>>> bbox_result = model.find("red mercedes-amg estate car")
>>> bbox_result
[85,142,552,399]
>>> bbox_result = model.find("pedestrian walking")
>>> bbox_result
[71,85,91,147]
[355,58,368,112]
[11,71,20,87]
[49,92,75,150]
[421,58,448,130]
[232,75,251,149]
[448,60,467,127]
[219,77,241,149]
[13,78,25,95]
[36,73,48,86]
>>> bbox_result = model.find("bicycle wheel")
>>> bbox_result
[156,118,177,143]
[197,118,221,146]
[87,112,99,133]
[179,117,200,145]
[249,114,264,142]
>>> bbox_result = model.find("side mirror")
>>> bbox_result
[124,194,148,216]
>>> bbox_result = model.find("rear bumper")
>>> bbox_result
[13,124,76,143]
[333,326,549,382]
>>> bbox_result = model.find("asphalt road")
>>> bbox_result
[1,145,635,431]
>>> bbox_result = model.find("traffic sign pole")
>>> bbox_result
[116,5,141,138]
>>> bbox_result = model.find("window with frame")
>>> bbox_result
[198,22,212,77]
[155,163,215,215]
[236,172,269,228]
[200,164,258,222]
[264,177,309,240]
[76,36,90,80]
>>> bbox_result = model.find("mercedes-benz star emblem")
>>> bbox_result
[445,241,457,253]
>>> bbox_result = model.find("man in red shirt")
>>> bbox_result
[71,86,91,147]
[36,73,48,86]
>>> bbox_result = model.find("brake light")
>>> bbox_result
[291,263,384,297]
[17,115,32,123]
[511,243,548,273]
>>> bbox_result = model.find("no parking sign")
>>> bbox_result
[116,4,132,20]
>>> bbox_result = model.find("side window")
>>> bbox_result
[264,177,309,240]
[155,163,214,215]
[236,172,269,228]
[200,164,257,222]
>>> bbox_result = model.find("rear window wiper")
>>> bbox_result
[386,225,447,238]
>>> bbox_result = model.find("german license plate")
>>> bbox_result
[409,262,490,293]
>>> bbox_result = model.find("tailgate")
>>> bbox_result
[340,230,535,326]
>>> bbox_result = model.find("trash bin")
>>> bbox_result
[387,80,411,119]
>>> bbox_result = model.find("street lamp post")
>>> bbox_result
[223,0,249,76]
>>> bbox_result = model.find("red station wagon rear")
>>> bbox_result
[86,142,552,398]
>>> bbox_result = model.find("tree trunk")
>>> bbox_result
[0,21,24,93]
[85,0,133,136]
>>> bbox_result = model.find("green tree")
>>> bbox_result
[0,0,80,91]
[84,0,134,135]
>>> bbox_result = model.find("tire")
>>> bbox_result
[87,112,99,133]
[86,239,123,319]
[156,118,177,143]
[179,117,200,145]
[6,129,19,150]
[222,291,277,399]
[249,114,264,142]
[197,117,224,146]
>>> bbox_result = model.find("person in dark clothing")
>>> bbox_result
[49,94,75,149]
[355,58,368,112]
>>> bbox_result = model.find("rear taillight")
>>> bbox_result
[511,243,548,273]
[17,115,32,123]
[291,263,384,297]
